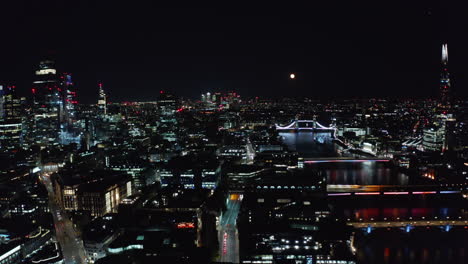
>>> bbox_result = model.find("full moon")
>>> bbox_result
[290,73,296,79]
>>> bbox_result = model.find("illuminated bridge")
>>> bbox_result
[346,214,468,232]
[340,206,468,231]
[348,218,468,232]
[327,184,467,195]
[275,120,336,132]
[328,185,468,231]
[302,158,391,163]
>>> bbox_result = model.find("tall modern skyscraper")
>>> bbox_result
[32,60,62,145]
[0,85,23,150]
[2,85,22,121]
[0,86,4,119]
[439,43,450,109]
[158,91,177,117]
[60,73,77,126]
[97,82,107,116]
[31,60,79,145]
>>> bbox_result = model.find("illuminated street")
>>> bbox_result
[218,194,241,263]
[41,173,87,264]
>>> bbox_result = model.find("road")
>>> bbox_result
[245,139,255,165]
[41,173,87,264]
[218,194,241,263]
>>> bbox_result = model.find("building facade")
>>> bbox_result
[31,60,62,145]
[0,85,23,151]
[78,178,132,217]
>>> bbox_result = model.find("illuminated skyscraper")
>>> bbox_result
[0,85,23,150]
[60,73,77,126]
[157,91,178,142]
[97,82,107,116]
[2,85,22,121]
[158,91,177,116]
[422,125,445,152]
[58,73,82,146]
[32,60,62,145]
[439,43,450,109]
[0,86,4,119]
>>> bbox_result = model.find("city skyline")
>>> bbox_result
[1,2,467,102]
[0,3,467,264]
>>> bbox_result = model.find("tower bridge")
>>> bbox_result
[275,120,336,132]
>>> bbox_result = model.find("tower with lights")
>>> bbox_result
[60,73,77,126]
[97,82,107,117]
[439,43,450,109]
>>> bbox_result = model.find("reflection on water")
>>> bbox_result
[321,162,408,185]
[280,132,468,263]
[344,207,463,221]
[279,132,337,158]
[280,132,409,185]
[329,194,468,221]
[355,230,468,264]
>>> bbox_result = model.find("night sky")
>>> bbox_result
[0,1,466,103]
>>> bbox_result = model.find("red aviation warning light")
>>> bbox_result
[176,222,195,229]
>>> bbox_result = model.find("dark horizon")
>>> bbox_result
[1,1,467,103]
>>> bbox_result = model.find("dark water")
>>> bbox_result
[320,162,408,185]
[355,229,468,264]
[280,131,409,185]
[329,194,468,221]
[280,132,468,264]
[279,131,338,158]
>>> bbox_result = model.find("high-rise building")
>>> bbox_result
[157,91,178,141]
[32,60,62,145]
[60,73,77,126]
[2,86,22,121]
[213,92,222,104]
[422,114,454,152]
[422,125,445,152]
[0,85,23,150]
[0,85,4,119]
[97,82,107,117]
[201,92,215,104]
[439,43,450,109]
[31,60,79,145]
[158,91,177,117]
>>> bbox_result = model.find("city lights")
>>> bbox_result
[0,4,466,264]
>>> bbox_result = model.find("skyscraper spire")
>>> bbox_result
[439,43,450,109]
[442,43,448,64]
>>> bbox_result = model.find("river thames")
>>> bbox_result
[280,131,468,264]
